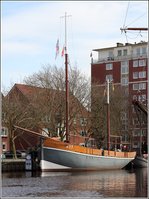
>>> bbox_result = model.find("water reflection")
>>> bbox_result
[2,168,147,197]
[135,168,147,197]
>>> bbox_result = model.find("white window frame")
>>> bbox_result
[133,60,138,67]
[1,127,8,137]
[139,83,146,90]
[121,61,128,74]
[2,142,7,151]
[80,118,87,126]
[142,47,146,55]
[106,74,113,81]
[121,77,128,85]
[73,118,77,125]
[117,50,122,56]
[123,49,127,56]
[133,72,139,79]
[136,48,140,55]
[139,59,146,67]
[141,94,146,101]
[106,63,113,70]
[139,71,146,78]
[133,83,139,90]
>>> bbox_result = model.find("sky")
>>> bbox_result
[1,1,148,91]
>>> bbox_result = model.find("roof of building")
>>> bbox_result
[6,83,90,114]
[93,41,148,52]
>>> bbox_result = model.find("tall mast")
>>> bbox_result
[106,79,110,154]
[61,12,71,142]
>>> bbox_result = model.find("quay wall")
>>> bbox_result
[1,159,40,172]
[1,159,26,172]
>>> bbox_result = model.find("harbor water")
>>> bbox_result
[2,168,148,198]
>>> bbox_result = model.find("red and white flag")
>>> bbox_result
[61,46,65,57]
[55,39,59,59]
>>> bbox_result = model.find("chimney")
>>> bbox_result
[125,43,132,46]
[116,43,123,47]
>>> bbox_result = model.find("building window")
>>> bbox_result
[138,95,146,102]
[106,63,113,70]
[80,131,87,136]
[133,72,139,79]
[139,83,146,90]
[141,94,146,101]
[73,118,77,125]
[136,48,140,55]
[80,118,87,126]
[133,60,138,67]
[142,129,146,136]
[139,71,146,78]
[108,51,114,58]
[133,130,140,137]
[139,59,146,66]
[2,112,6,121]
[133,83,146,91]
[106,74,113,81]
[133,118,139,125]
[142,47,146,55]
[1,127,8,137]
[2,143,6,151]
[117,50,122,56]
[121,77,128,85]
[123,49,127,56]
[133,83,139,90]
[133,142,139,148]
[121,61,128,74]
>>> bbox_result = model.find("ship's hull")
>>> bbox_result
[40,146,134,171]
[132,156,148,168]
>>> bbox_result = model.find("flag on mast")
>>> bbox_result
[55,39,59,59]
[61,46,65,57]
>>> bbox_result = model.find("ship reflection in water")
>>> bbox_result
[2,168,147,197]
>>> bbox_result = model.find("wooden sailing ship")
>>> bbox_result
[40,13,136,171]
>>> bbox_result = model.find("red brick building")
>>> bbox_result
[91,41,148,152]
[2,84,91,152]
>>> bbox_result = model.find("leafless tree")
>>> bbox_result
[24,65,91,109]
[24,65,91,138]
[2,90,41,158]
[91,81,129,148]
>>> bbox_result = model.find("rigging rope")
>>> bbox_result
[126,12,147,27]
[123,1,130,29]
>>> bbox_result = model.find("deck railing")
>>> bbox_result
[43,138,136,158]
